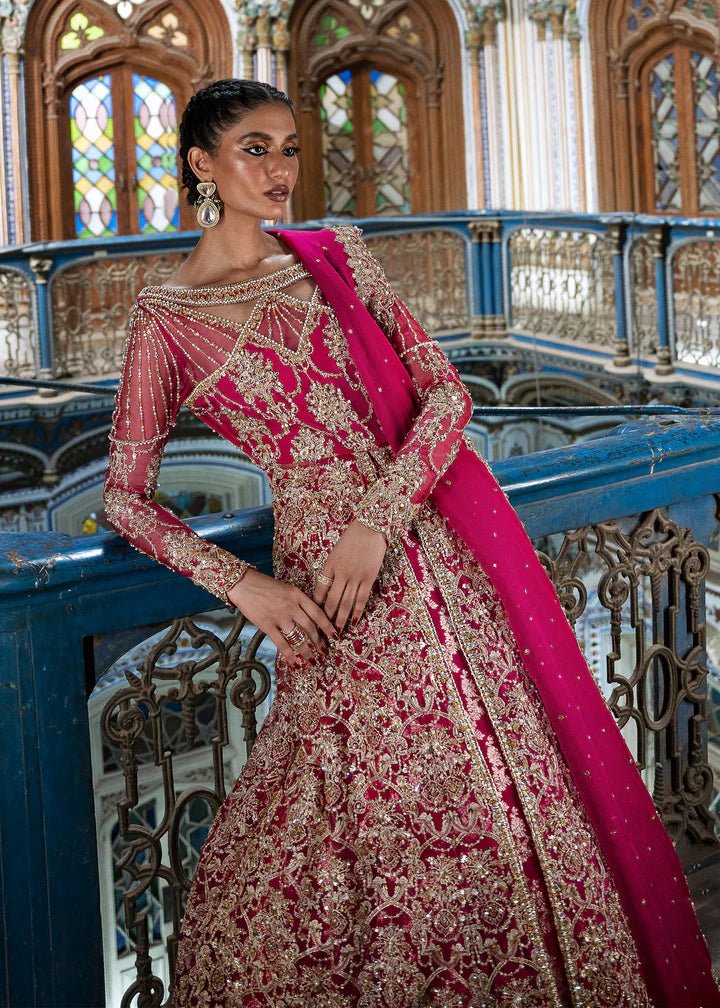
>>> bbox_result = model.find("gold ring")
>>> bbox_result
[316,572,334,587]
[283,623,306,648]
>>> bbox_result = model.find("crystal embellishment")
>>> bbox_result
[195,180,222,228]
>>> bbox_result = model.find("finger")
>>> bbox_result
[275,623,312,666]
[312,571,332,606]
[351,583,371,626]
[322,579,345,623]
[274,636,303,667]
[299,596,338,642]
[292,610,324,652]
[334,582,358,632]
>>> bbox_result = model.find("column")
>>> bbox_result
[469,219,506,338]
[483,10,504,208]
[466,23,486,210]
[651,227,674,376]
[30,255,55,392]
[607,224,632,369]
[566,4,587,211]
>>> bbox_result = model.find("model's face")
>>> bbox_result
[189,103,300,221]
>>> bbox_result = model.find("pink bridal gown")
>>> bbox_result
[104,225,717,1008]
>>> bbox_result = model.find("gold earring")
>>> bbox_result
[195,181,222,228]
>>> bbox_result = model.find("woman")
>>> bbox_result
[104,79,720,1007]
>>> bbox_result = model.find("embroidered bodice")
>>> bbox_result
[104,227,473,602]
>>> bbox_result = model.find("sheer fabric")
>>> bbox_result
[103,227,716,1007]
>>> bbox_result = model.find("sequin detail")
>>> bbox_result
[104,230,654,1007]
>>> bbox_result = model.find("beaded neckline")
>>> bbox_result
[139,261,312,306]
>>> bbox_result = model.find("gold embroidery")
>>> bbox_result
[105,236,654,1006]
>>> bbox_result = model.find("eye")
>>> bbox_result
[243,145,268,156]
[283,146,301,157]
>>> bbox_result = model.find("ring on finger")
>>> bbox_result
[316,572,334,587]
[282,623,306,648]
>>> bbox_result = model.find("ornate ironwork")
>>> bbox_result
[366,229,469,333]
[538,508,716,850]
[50,253,183,376]
[103,506,718,1004]
[672,238,720,368]
[98,612,273,1007]
[0,268,35,377]
[508,226,617,346]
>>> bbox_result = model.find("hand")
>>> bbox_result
[313,520,388,632]
[227,568,338,667]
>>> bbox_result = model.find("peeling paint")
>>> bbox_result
[4,549,56,587]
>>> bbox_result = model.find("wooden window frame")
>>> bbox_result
[24,0,231,241]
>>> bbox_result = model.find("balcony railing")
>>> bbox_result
[2,212,720,393]
[1,416,719,1006]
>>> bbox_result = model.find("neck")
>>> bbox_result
[196,212,278,270]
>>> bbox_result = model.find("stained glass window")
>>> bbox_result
[649,54,681,211]
[349,0,384,20]
[146,10,189,47]
[319,71,356,216]
[691,51,720,212]
[103,0,145,18]
[133,73,179,233]
[69,75,117,238]
[60,11,105,50]
[370,70,410,214]
[313,12,350,48]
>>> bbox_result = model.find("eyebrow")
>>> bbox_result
[236,131,299,142]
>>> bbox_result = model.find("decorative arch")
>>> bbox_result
[590,0,720,212]
[287,0,466,218]
[503,374,622,407]
[24,0,232,240]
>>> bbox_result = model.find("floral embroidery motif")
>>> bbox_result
[104,232,653,1007]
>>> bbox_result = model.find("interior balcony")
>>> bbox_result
[2,215,720,1005]
[1,413,720,1006]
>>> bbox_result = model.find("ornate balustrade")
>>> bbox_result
[1,416,719,1006]
[3,212,720,395]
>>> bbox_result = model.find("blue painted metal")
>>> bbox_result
[491,229,503,318]
[6,210,720,399]
[469,233,484,320]
[480,234,492,318]
[0,508,273,1008]
[2,418,720,1006]
[611,232,628,355]
[33,276,52,375]
[655,238,671,357]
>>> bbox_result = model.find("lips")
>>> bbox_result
[265,187,289,201]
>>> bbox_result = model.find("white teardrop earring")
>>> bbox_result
[195,181,222,228]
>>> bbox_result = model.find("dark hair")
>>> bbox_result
[178,79,295,204]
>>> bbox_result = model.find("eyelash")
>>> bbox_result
[244,145,301,157]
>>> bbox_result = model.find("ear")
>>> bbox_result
[187,146,212,180]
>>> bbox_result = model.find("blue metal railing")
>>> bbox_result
[1,415,720,1005]
[3,211,720,394]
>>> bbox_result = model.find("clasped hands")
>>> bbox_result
[226,519,388,667]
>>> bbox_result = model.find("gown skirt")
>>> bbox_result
[171,456,655,1008]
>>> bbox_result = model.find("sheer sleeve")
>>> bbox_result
[334,226,474,544]
[103,303,252,602]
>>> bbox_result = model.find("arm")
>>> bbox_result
[336,226,474,544]
[313,228,473,631]
[103,304,251,603]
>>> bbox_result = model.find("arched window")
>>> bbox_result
[289,0,466,219]
[590,0,720,214]
[25,0,232,241]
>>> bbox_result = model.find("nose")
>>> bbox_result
[267,151,291,180]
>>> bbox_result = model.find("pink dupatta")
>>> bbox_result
[275,226,720,1008]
